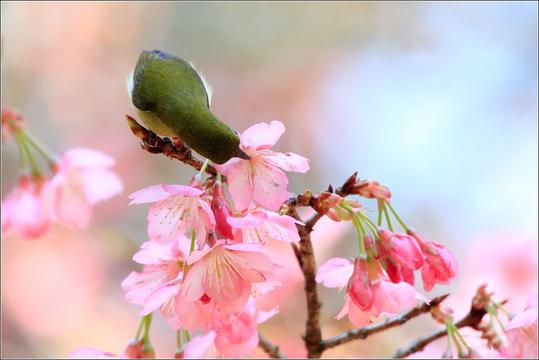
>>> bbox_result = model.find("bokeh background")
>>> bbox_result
[1,2,537,358]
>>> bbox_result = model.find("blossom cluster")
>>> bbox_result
[117,120,309,357]
[315,189,459,328]
[1,109,122,240]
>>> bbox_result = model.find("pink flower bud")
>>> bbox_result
[353,180,391,201]
[347,258,375,311]
[123,340,144,358]
[408,230,458,291]
[211,183,234,240]
[379,229,424,270]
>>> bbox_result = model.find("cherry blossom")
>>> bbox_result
[217,121,309,211]
[378,229,424,271]
[1,176,51,240]
[43,148,123,229]
[227,208,301,244]
[180,298,278,358]
[122,239,188,329]
[181,241,277,311]
[129,184,215,247]
[319,257,427,327]
[502,294,538,358]
[408,230,459,291]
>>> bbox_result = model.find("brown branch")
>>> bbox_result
[125,115,218,177]
[258,334,286,358]
[321,294,450,351]
[394,293,490,358]
[279,172,374,357]
[288,207,323,358]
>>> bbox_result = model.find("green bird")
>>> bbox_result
[126,49,249,164]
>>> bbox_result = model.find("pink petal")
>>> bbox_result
[251,158,290,211]
[506,308,538,331]
[183,331,218,359]
[141,284,179,315]
[335,299,350,320]
[257,306,279,324]
[70,347,117,358]
[11,188,51,239]
[347,298,374,327]
[372,281,422,315]
[316,257,354,288]
[62,148,115,169]
[259,150,310,173]
[79,168,123,205]
[227,247,275,282]
[223,159,253,211]
[181,262,206,302]
[52,182,92,229]
[240,120,285,150]
[260,210,301,243]
[128,185,173,205]
[227,211,266,229]
[132,241,175,265]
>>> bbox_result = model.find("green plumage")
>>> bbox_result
[131,50,247,164]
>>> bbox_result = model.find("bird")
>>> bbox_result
[126,49,249,164]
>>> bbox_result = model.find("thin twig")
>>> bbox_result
[126,115,218,176]
[321,294,450,351]
[258,333,286,358]
[394,296,489,358]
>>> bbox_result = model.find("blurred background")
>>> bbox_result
[1,2,537,358]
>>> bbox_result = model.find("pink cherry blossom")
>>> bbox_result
[181,241,277,311]
[44,148,123,229]
[174,292,216,332]
[129,184,215,247]
[324,257,427,327]
[316,257,355,288]
[379,229,424,270]
[1,176,51,240]
[227,208,301,244]
[502,294,538,358]
[216,121,309,211]
[408,230,458,291]
[181,298,278,358]
[121,239,187,329]
[212,298,278,358]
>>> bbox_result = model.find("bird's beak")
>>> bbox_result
[236,148,251,160]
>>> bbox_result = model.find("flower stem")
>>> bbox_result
[382,202,394,231]
[377,199,384,227]
[356,211,379,238]
[142,313,153,343]
[134,316,146,340]
[14,131,30,171]
[17,131,41,176]
[176,330,182,350]
[183,329,191,342]
[20,130,55,166]
[386,202,408,232]
[352,216,367,258]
